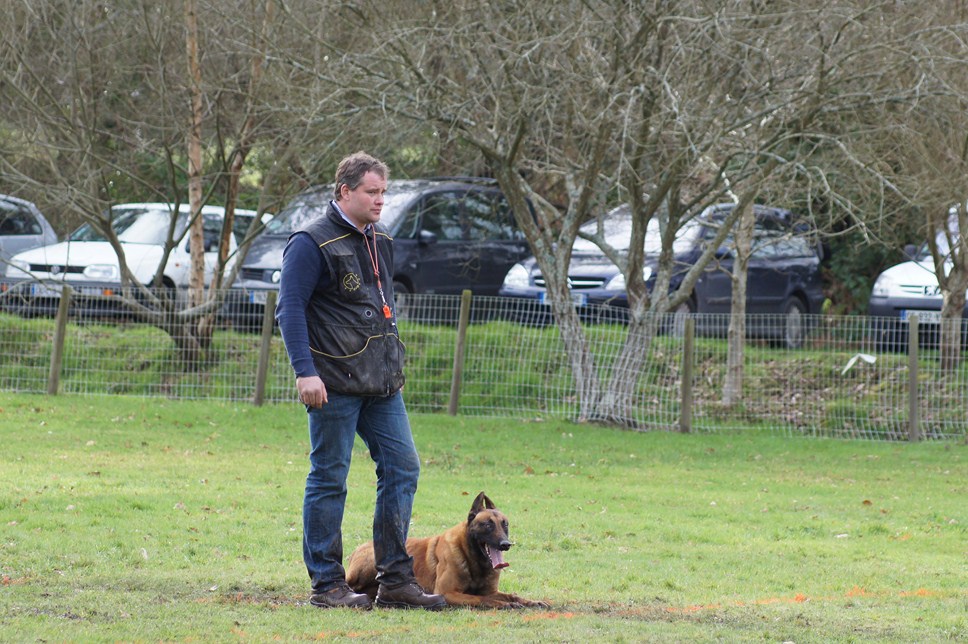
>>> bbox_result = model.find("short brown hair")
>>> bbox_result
[333,151,389,199]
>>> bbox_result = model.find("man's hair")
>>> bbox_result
[333,151,389,199]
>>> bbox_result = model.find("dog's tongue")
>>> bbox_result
[488,547,509,570]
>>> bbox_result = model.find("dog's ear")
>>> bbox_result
[468,491,490,522]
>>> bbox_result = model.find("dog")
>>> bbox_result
[345,491,549,609]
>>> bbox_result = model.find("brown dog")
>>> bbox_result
[345,492,549,609]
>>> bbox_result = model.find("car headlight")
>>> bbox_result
[605,273,625,291]
[605,266,652,291]
[502,263,532,289]
[870,273,896,298]
[83,264,120,280]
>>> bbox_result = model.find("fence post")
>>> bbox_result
[907,314,920,442]
[447,290,473,416]
[47,286,72,395]
[679,317,694,433]
[253,290,277,406]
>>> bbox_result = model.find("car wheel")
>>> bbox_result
[780,297,806,349]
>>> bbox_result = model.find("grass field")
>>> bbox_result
[0,393,964,642]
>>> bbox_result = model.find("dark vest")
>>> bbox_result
[298,206,404,396]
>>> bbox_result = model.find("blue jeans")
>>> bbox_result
[303,390,420,593]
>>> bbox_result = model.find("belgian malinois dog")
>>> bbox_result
[345,492,549,609]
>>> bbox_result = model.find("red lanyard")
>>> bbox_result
[363,231,393,319]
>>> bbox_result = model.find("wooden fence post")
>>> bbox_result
[253,290,277,406]
[679,317,695,433]
[907,314,920,442]
[47,286,72,395]
[447,290,473,416]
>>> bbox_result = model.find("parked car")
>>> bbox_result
[498,203,826,348]
[0,194,58,271]
[222,177,533,329]
[1,202,258,317]
[868,211,968,349]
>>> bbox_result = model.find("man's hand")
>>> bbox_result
[296,375,328,407]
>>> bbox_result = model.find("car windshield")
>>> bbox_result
[263,188,415,235]
[69,207,188,244]
[920,213,962,260]
[574,206,701,255]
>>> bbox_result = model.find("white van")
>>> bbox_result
[868,211,967,346]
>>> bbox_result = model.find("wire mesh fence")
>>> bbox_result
[1,289,966,441]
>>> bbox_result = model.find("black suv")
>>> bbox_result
[499,203,825,347]
[223,178,532,328]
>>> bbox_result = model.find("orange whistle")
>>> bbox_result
[383,304,392,319]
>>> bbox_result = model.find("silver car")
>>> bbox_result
[0,195,58,273]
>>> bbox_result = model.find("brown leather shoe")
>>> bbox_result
[309,583,372,609]
[375,582,446,610]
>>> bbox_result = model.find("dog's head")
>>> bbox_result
[466,492,512,570]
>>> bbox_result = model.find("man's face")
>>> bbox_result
[337,171,387,230]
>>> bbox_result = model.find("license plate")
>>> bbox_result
[538,291,587,306]
[248,290,269,305]
[29,283,63,297]
[901,309,942,324]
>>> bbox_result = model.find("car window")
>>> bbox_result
[0,204,43,236]
[576,207,700,255]
[70,207,177,244]
[233,214,256,243]
[462,190,520,241]
[264,194,328,235]
[264,187,416,236]
[392,202,422,239]
[762,234,815,258]
[204,213,225,250]
[418,192,465,241]
[720,224,816,259]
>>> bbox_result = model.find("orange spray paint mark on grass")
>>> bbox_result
[846,586,872,598]
[900,588,937,597]
[664,587,955,615]
[522,611,575,622]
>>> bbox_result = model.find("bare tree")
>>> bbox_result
[815,5,968,369]
[316,1,914,425]
[0,0,314,367]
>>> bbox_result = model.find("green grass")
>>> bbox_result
[0,393,965,642]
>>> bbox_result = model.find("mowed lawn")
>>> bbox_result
[0,393,964,642]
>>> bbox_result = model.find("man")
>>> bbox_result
[276,151,445,611]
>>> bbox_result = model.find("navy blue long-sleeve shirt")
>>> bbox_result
[275,231,328,379]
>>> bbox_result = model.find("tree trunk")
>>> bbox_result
[597,312,660,428]
[542,276,602,423]
[939,271,967,371]
[723,201,755,406]
[184,0,211,363]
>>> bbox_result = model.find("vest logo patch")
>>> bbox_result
[342,272,362,291]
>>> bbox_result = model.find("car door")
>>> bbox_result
[692,224,736,314]
[170,211,235,286]
[408,190,473,295]
[459,189,531,295]
[747,231,819,313]
[745,229,791,314]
